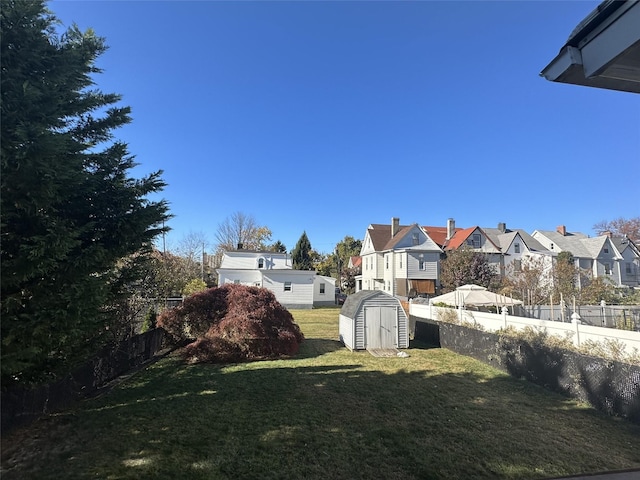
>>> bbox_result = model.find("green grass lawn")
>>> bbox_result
[2,307,639,479]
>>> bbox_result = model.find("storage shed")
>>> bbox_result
[339,290,409,351]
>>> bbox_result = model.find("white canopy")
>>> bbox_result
[429,284,523,307]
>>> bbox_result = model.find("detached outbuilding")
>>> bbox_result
[339,290,409,351]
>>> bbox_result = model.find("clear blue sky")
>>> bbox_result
[50,0,639,254]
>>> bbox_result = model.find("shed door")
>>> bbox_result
[365,306,397,349]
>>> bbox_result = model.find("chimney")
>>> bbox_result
[603,230,613,238]
[391,217,400,237]
[557,225,566,236]
[498,222,506,233]
[446,218,455,240]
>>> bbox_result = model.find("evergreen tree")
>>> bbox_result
[1,1,169,383]
[291,231,313,270]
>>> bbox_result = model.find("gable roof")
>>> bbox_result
[348,256,362,268]
[483,228,552,255]
[365,223,440,252]
[422,226,461,248]
[611,236,640,256]
[533,229,593,258]
[445,226,479,250]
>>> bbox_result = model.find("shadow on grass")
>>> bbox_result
[297,338,344,359]
[3,349,640,480]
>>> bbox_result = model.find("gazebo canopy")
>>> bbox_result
[429,284,523,307]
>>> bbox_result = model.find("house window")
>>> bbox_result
[604,247,609,254]
[284,281,292,291]
[234,280,240,284]
[472,234,481,248]
[258,258,265,269]
[626,263,632,275]
[604,264,611,275]
[386,256,389,269]
[412,233,419,245]
[320,283,325,294]
[419,260,425,270]
[514,243,520,254]
[399,257,403,269]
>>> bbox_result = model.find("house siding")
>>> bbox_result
[218,270,261,286]
[407,252,438,278]
[263,272,315,309]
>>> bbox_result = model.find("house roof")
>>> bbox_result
[534,229,593,258]
[422,226,461,248]
[367,224,404,251]
[445,226,479,250]
[366,223,440,252]
[540,0,640,94]
[611,236,640,255]
[483,228,552,255]
[348,256,362,268]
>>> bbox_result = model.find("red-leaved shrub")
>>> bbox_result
[158,284,304,363]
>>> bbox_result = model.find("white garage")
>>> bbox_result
[339,290,409,351]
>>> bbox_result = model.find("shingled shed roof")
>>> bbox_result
[340,290,382,318]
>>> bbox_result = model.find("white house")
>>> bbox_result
[532,226,638,288]
[216,250,335,309]
[483,224,556,281]
[357,218,442,297]
[612,236,640,287]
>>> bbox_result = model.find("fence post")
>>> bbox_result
[571,312,582,347]
[502,306,508,329]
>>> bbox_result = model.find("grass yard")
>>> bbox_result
[2,307,639,479]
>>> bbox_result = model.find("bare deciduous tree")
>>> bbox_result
[215,212,272,252]
[593,217,640,243]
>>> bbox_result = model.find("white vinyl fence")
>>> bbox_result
[410,303,640,356]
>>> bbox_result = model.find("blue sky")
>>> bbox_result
[50,1,639,254]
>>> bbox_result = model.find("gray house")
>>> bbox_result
[339,290,409,351]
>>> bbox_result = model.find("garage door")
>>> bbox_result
[365,306,398,349]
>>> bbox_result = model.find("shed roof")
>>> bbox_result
[340,290,400,318]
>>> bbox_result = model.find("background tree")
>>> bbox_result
[501,256,551,305]
[335,235,363,292]
[267,240,287,253]
[579,277,620,305]
[215,211,272,252]
[593,217,640,243]
[176,230,209,282]
[292,231,313,270]
[552,251,579,303]
[440,248,498,292]
[1,1,169,383]
[312,251,334,277]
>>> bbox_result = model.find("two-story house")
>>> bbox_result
[424,218,503,275]
[216,249,335,309]
[532,225,639,288]
[357,218,442,297]
[483,223,556,281]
